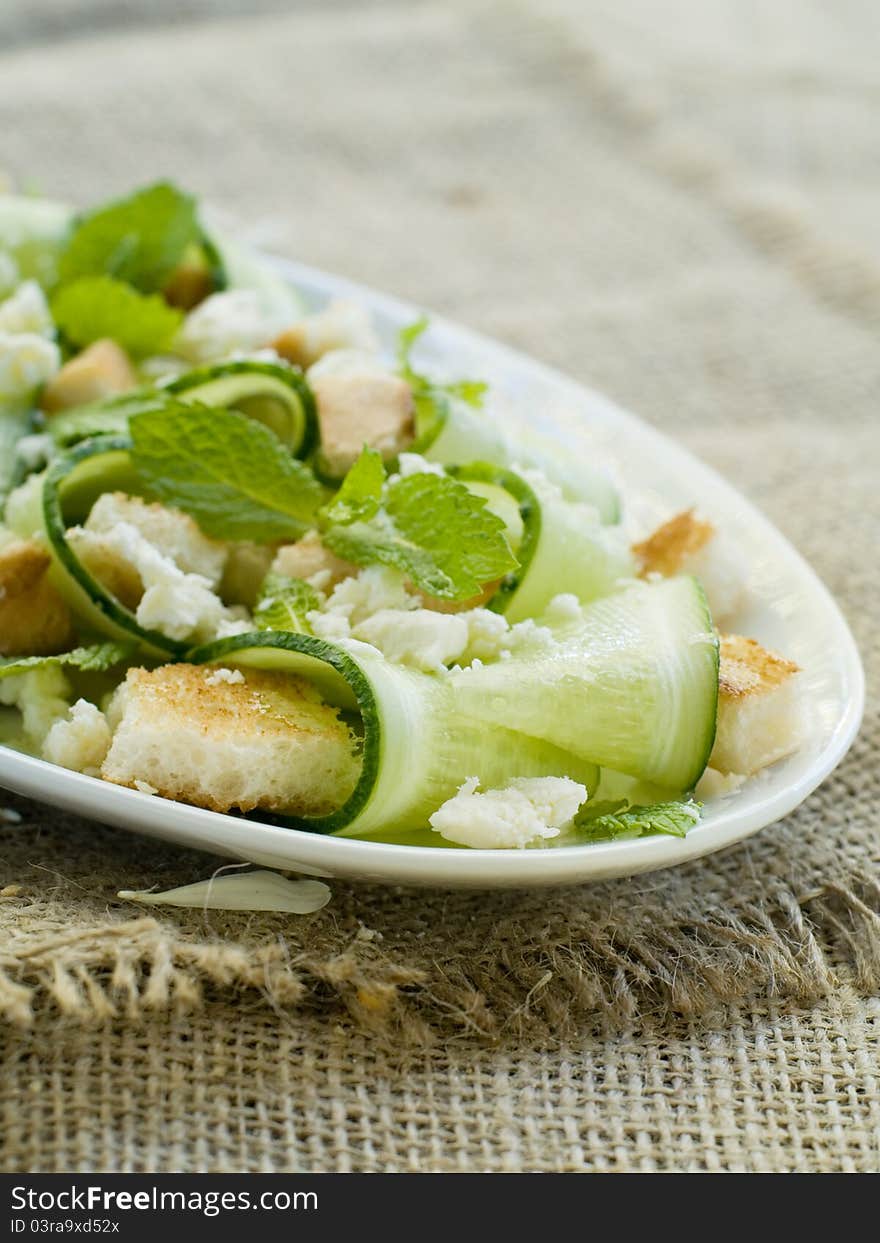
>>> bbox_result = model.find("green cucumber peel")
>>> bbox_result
[188,630,599,837]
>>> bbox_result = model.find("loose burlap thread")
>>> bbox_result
[1,0,878,1172]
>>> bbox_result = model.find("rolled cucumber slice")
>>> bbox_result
[51,361,318,457]
[450,576,719,791]
[454,463,635,621]
[165,360,317,456]
[413,394,621,523]
[188,631,599,837]
[40,435,186,658]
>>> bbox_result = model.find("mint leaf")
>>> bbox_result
[324,471,518,601]
[0,642,136,680]
[59,182,199,292]
[253,573,319,633]
[574,799,701,842]
[129,403,324,542]
[397,317,488,412]
[320,446,385,526]
[51,276,182,357]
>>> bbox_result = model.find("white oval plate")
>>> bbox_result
[0,258,864,888]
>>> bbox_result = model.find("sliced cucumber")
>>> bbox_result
[450,576,719,791]
[165,360,317,456]
[48,392,168,448]
[41,435,185,658]
[412,394,621,523]
[453,463,634,620]
[188,631,599,837]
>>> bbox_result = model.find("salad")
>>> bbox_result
[0,183,807,850]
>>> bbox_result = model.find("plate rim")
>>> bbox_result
[0,255,865,889]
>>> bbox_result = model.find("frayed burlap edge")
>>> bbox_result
[3,870,878,1047]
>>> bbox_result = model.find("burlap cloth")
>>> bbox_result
[1,1,878,1172]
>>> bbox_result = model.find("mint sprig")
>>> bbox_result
[319,445,385,527]
[0,642,136,680]
[253,573,320,633]
[51,276,182,357]
[574,799,702,842]
[58,182,200,293]
[323,469,517,601]
[129,403,324,542]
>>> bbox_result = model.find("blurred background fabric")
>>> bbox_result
[1,0,878,1173]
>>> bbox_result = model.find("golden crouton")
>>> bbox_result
[41,339,138,414]
[710,634,805,776]
[633,510,747,623]
[102,664,360,816]
[633,510,714,577]
[0,537,74,656]
[312,373,415,477]
[162,261,214,311]
[271,531,355,590]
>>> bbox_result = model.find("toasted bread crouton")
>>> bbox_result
[271,531,356,591]
[41,339,138,414]
[312,373,414,477]
[710,634,806,775]
[633,510,747,623]
[633,510,714,576]
[162,260,214,311]
[0,537,74,656]
[102,664,360,815]
[272,301,379,369]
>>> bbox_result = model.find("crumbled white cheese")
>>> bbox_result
[318,566,415,629]
[68,520,244,644]
[85,493,227,586]
[0,331,60,403]
[0,668,71,744]
[393,452,446,480]
[42,699,112,776]
[542,593,583,626]
[430,776,588,849]
[353,608,469,672]
[204,667,246,687]
[174,290,291,364]
[0,280,54,337]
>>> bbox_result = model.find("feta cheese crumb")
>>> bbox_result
[0,280,54,337]
[353,608,468,672]
[175,290,291,364]
[42,699,111,776]
[393,453,446,480]
[429,776,588,849]
[204,667,246,687]
[68,520,243,644]
[0,331,60,403]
